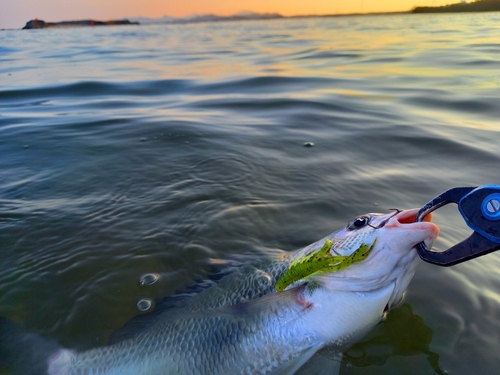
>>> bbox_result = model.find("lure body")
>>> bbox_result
[275,239,377,292]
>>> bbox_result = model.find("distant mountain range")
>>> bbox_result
[19,3,500,31]
[130,12,284,25]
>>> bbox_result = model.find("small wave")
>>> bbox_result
[190,97,351,113]
[0,47,19,55]
[403,95,500,117]
[0,79,193,103]
[295,51,363,60]
[194,75,349,94]
[188,155,254,184]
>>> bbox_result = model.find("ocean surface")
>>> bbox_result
[1,12,500,374]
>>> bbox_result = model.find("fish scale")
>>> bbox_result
[62,260,309,374]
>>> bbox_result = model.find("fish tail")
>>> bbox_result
[0,317,72,375]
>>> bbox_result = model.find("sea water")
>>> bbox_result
[1,12,500,374]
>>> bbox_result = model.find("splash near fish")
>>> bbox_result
[275,238,377,292]
[0,208,439,375]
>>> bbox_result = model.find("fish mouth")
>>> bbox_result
[393,208,433,225]
[377,208,440,249]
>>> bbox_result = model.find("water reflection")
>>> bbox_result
[342,304,446,374]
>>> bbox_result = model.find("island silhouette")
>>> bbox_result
[21,0,500,30]
[22,19,138,29]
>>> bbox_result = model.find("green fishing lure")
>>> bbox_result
[275,238,377,292]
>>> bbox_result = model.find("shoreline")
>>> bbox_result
[413,0,500,13]
[13,2,500,31]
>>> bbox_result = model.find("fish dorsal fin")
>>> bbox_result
[108,254,267,345]
[107,310,162,345]
[108,259,244,345]
[109,280,308,346]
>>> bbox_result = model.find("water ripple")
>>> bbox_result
[1,13,500,374]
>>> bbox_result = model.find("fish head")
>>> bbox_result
[317,208,440,308]
[272,208,440,349]
[331,208,438,258]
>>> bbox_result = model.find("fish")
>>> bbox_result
[0,208,439,375]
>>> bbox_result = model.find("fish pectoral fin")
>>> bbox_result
[268,343,326,375]
[178,284,310,322]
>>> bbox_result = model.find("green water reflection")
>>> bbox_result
[342,304,446,374]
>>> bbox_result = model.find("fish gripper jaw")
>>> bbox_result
[416,185,500,267]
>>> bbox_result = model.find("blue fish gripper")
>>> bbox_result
[417,185,500,266]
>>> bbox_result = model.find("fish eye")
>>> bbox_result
[347,215,371,231]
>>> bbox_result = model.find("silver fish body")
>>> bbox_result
[6,209,440,375]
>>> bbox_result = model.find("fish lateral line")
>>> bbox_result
[275,238,377,292]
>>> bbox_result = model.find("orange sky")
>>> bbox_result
[2,0,454,29]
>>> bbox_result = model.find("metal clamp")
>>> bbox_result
[416,185,500,267]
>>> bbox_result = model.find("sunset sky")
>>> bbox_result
[2,0,453,29]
